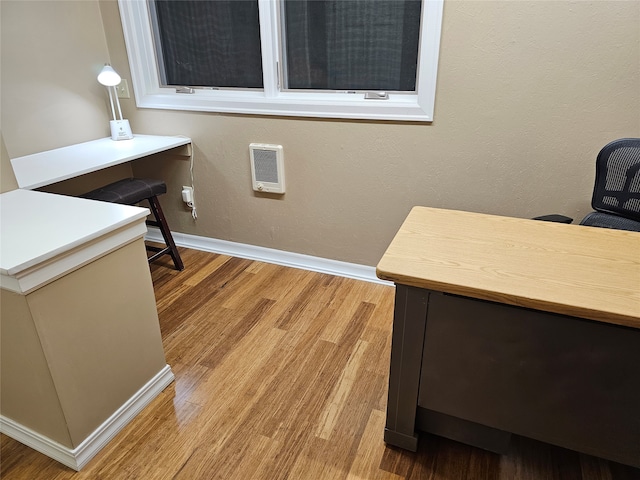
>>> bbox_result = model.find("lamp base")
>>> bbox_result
[110,119,133,141]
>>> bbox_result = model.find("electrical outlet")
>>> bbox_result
[181,186,193,204]
[117,79,130,99]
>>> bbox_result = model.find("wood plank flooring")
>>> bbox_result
[2,248,639,480]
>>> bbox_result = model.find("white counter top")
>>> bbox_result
[1,189,150,293]
[10,134,191,190]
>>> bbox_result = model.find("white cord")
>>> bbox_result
[189,148,197,220]
[176,135,197,220]
[107,86,117,121]
[113,86,124,120]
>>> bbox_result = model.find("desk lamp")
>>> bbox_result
[97,64,133,141]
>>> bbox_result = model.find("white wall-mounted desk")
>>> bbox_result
[0,188,174,470]
[2,134,190,468]
[10,134,191,190]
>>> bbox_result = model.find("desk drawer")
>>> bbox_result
[417,292,640,467]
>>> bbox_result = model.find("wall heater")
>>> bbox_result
[249,143,285,194]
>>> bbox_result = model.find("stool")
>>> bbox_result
[81,178,184,270]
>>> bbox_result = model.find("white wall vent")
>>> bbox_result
[249,143,285,194]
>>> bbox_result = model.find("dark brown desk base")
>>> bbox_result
[384,284,640,468]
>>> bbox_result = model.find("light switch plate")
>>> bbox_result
[117,79,130,99]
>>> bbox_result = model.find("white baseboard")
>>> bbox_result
[146,228,392,286]
[0,365,174,471]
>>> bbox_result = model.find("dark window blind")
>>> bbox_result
[283,0,422,91]
[153,0,263,88]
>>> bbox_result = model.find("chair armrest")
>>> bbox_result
[532,214,574,224]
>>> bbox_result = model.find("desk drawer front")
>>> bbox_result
[418,292,640,467]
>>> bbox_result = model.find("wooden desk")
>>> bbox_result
[10,134,191,189]
[377,207,640,467]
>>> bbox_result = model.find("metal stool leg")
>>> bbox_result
[146,195,184,271]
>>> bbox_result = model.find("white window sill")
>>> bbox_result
[134,89,436,122]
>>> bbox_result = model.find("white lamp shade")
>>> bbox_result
[97,64,121,86]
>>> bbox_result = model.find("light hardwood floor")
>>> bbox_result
[2,248,639,479]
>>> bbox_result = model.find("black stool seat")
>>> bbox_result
[81,178,184,270]
[81,178,166,205]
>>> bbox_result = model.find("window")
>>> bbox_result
[118,0,443,122]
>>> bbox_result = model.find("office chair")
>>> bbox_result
[81,178,184,270]
[534,138,640,232]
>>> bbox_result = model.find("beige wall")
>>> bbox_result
[0,289,72,447]
[1,133,18,193]
[3,1,639,266]
[0,1,112,157]
[26,239,167,446]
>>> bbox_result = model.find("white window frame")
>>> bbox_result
[118,0,443,122]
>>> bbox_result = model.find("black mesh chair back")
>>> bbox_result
[580,138,640,231]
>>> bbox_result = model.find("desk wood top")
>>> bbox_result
[376,207,640,329]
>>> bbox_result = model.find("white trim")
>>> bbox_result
[146,228,392,286]
[0,365,174,471]
[118,0,443,122]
